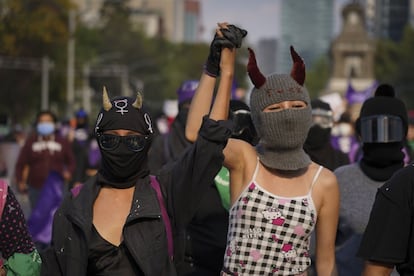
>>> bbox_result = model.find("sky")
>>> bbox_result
[199,0,351,46]
[199,0,281,46]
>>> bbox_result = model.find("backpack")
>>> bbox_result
[71,175,174,260]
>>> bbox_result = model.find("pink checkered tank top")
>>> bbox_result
[222,160,322,275]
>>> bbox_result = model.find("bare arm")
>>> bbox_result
[223,138,257,204]
[209,47,234,121]
[315,168,340,276]
[185,23,236,141]
[362,262,394,276]
[185,73,216,142]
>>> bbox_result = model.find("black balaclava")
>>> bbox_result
[356,84,408,181]
[305,99,333,150]
[94,87,154,188]
[229,99,258,145]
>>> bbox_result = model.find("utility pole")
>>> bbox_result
[41,56,52,110]
[0,55,53,110]
[82,63,91,114]
[66,9,76,118]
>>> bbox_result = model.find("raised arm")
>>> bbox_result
[184,73,216,142]
[209,47,235,121]
[186,23,246,142]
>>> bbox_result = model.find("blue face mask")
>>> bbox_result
[37,122,55,136]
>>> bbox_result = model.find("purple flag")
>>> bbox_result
[345,80,378,105]
[27,171,64,244]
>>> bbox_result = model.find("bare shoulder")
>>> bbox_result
[224,138,256,170]
[310,163,339,208]
[311,163,338,188]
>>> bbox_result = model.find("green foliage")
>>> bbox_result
[0,0,250,125]
[375,26,414,109]
[305,55,330,99]
[0,0,71,56]
[0,0,73,124]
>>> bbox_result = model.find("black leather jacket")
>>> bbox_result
[40,117,232,276]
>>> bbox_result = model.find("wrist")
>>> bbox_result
[220,70,234,78]
[203,64,219,78]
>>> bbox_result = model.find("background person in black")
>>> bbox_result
[358,164,414,275]
[304,99,350,276]
[334,84,408,276]
[304,99,350,172]
[68,108,93,189]
[148,25,249,275]
[181,99,256,276]
[148,79,199,174]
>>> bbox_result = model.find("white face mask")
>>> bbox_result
[337,123,352,136]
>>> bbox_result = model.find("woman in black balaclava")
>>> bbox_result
[304,99,350,172]
[39,22,245,276]
[334,83,408,275]
[148,80,199,174]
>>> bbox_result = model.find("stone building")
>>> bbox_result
[325,2,376,121]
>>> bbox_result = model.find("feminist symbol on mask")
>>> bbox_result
[114,99,128,115]
[95,113,103,133]
[144,113,153,133]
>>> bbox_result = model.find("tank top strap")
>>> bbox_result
[308,165,323,195]
[251,157,261,182]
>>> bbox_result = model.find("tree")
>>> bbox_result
[0,0,73,123]
[306,55,330,99]
[375,26,414,109]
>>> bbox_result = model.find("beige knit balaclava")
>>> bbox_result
[248,46,312,170]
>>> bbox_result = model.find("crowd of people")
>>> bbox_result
[0,22,414,276]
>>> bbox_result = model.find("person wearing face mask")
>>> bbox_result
[303,99,350,275]
[186,46,339,275]
[304,99,350,172]
[178,99,257,276]
[40,23,243,276]
[150,81,256,274]
[67,108,97,189]
[14,110,76,211]
[333,84,408,275]
[148,79,199,174]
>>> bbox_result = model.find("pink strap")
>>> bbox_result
[70,184,83,197]
[0,179,8,218]
[150,175,174,260]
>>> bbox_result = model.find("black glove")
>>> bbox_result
[204,25,248,77]
[220,25,248,48]
[204,34,227,77]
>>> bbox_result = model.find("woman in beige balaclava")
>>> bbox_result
[187,42,339,275]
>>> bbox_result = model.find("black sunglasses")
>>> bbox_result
[97,133,149,152]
